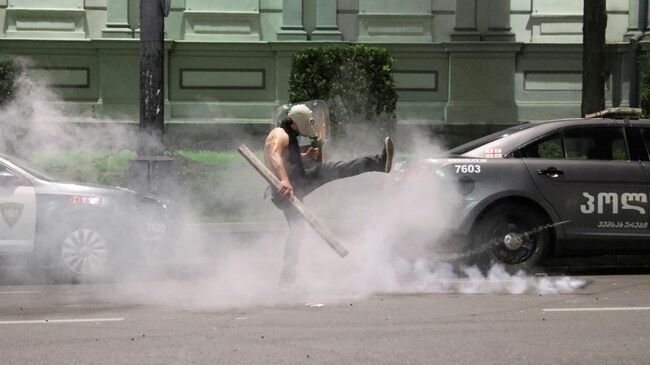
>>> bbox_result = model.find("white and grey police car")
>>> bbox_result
[404,108,650,271]
[0,153,175,281]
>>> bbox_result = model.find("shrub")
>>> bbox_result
[289,45,397,138]
[0,59,20,106]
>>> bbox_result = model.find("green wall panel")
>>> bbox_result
[357,0,433,42]
[359,0,430,14]
[182,0,261,41]
[28,67,89,87]
[85,0,107,8]
[170,57,275,101]
[394,71,437,91]
[9,0,83,8]
[524,72,582,91]
[180,69,265,89]
[186,0,258,12]
[99,54,138,101]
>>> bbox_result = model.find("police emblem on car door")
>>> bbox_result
[0,167,36,253]
[0,202,23,228]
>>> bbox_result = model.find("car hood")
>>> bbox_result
[48,181,172,206]
[48,181,136,196]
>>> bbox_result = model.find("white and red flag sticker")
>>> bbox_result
[486,148,502,158]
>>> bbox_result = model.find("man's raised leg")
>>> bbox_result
[303,137,394,194]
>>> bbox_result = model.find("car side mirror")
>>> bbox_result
[0,171,24,187]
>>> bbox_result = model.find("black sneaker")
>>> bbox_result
[380,136,394,173]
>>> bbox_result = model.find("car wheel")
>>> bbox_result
[471,203,552,273]
[52,223,118,282]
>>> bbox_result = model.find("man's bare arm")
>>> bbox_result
[264,128,293,197]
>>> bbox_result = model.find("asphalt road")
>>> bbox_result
[0,272,649,364]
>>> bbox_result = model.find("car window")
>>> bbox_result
[520,133,564,159]
[564,126,628,161]
[0,163,30,187]
[448,123,536,155]
[638,128,650,158]
[0,155,53,181]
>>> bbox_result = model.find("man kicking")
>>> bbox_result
[264,104,394,284]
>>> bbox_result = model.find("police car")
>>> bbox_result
[406,108,650,271]
[0,153,175,281]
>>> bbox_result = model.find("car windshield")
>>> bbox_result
[0,154,55,182]
[448,123,534,156]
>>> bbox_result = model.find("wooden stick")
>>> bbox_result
[237,145,348,258]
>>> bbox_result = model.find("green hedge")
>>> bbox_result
[0,59,19,106]
[289,45,397,138]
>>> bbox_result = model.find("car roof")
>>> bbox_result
[528,117,650,127]
[452,117,650,158]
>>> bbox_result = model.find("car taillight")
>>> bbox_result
[70,195,104,206]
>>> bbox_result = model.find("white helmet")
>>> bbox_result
[288,104,317,137]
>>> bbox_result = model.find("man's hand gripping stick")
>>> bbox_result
[237,145,348,258]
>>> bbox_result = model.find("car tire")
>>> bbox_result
[471,203,552,274]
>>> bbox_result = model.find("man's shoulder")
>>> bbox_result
[266,127,289,145]
[268,127,288,138]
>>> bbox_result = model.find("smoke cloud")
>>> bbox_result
[0,63,586,310]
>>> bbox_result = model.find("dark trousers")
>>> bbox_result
[273,154,383,283]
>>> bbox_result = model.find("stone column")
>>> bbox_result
[102,0,133,38]
[485,0,515,41]
[451,0,480,41]
[311,0,342,41]
[278,0,307,40]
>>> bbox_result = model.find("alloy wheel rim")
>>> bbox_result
[489,221,536,265]
[61,229,109,276]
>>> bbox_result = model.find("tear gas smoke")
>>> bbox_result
[0,58,156,157]
[0,64,586,309]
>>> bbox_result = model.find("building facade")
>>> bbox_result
[0,0,648,146]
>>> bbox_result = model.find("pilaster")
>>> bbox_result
[485,0,515,42]
[451,0,481,41]
[644,0,650,37]
[277,0,307,41]
[102,0,132,38]
[311,0,342,41]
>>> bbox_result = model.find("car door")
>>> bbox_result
[520,125,649,251]
[0,164,37,253]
